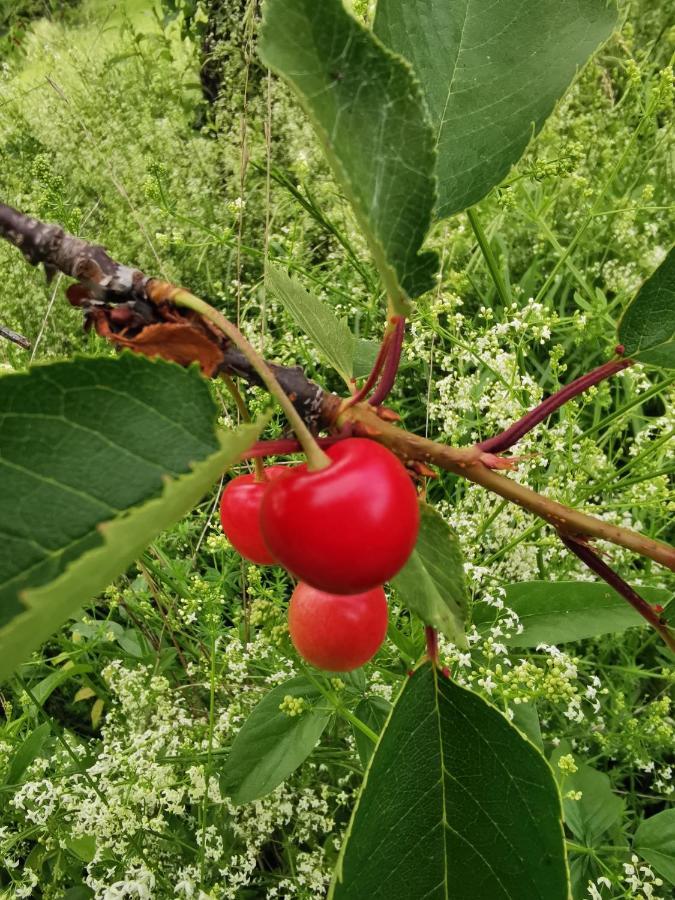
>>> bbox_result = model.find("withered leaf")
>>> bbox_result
[111,323,224,376]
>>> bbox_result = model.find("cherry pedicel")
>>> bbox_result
[219,465,288,565]
[288,582,388,671]
[260,437,420,593]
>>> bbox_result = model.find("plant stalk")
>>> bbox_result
[369,315,406,407]
[477,357,634,454]
[560,535,675,652]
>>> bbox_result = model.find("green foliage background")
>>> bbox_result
[0,0,673,897]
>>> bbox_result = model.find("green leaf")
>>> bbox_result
[511,702,544,750]
[391,502,468,646]
[0,354,262,683]
[31,664,93,706]
[5,723,51,787]
[64,834,97,864]
[352,696,391,765]
[473,581,671,647]
[267,264,355,384]
[352,338,380,380]
[618,247,675,368]
[550,744,624,844]
[259,0,438,311]
[330,665,568,899]
[634,809,675,885]
[221,675,332,805]
[374,0,618,219]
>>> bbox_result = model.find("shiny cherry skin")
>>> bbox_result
[260,438,419,593]
[288,582,388,671]
[219,466,288,565]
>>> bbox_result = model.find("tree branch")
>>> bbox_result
[0,324,30,350]
[477,357,634,454]
[1,203,673,588]
[560,535,675,652]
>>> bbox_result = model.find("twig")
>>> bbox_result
[1,204,673,626]
[368,315,406,407]
[345,322,394,406]
[560,535,675,652]
[477,357,634,454]
[0,324,30,350]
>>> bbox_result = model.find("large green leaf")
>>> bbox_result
[330,665,568,899]
[473,581,671,647]
[221,675,332,804]
[0,354,261,682]
[267,264,355,385]
[391,502,468,646]
[634,809,675,885]
[374,0,618,219]
[551,744,624,845]
[618,247,675,368]
[259,0,438,311]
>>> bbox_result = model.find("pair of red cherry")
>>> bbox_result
[219,438,420,670]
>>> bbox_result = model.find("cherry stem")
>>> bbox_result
[221,374,266,481]
[171,289,331,471]
[477,357,634,454]
[560,534,675,652]
[243,436,345,459]
[425,626,439,667]
[369,315,406,407]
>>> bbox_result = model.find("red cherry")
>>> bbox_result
[288,582,388,671]
[219,466,288,565]
[260,438,419,593]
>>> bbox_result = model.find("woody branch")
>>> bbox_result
[1,203,673,644]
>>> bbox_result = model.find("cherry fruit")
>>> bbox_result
[260,438,419,593]
[288,582,388,671]
[219,466,288,565]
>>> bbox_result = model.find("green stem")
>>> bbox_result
[173,289,330,471]
[337,704,379,745]
[467,207,510,306]
[221,374,266,481]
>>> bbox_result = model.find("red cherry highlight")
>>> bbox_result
[260,438,419,593]
[288,582,388,671]
[219,465,288,565]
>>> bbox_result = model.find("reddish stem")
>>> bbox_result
[346,328,394,407]
[369,316,406,407]
[425,626,439,667]
[243,435,344,459]
[560,535,675,651]
[477,358,634,454]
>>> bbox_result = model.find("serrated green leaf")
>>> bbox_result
[260,0,438,311]
[474,581,671,647]
[0,354,262,683]
[221,675,332,805]
[374,0,618,219]
[330,665,568,899]
[634,809,675,885]
[267,264,354,384]
[352,338,380,379]
[618,247,675,368]
[391,502,468,646]
[551,744,624,845]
